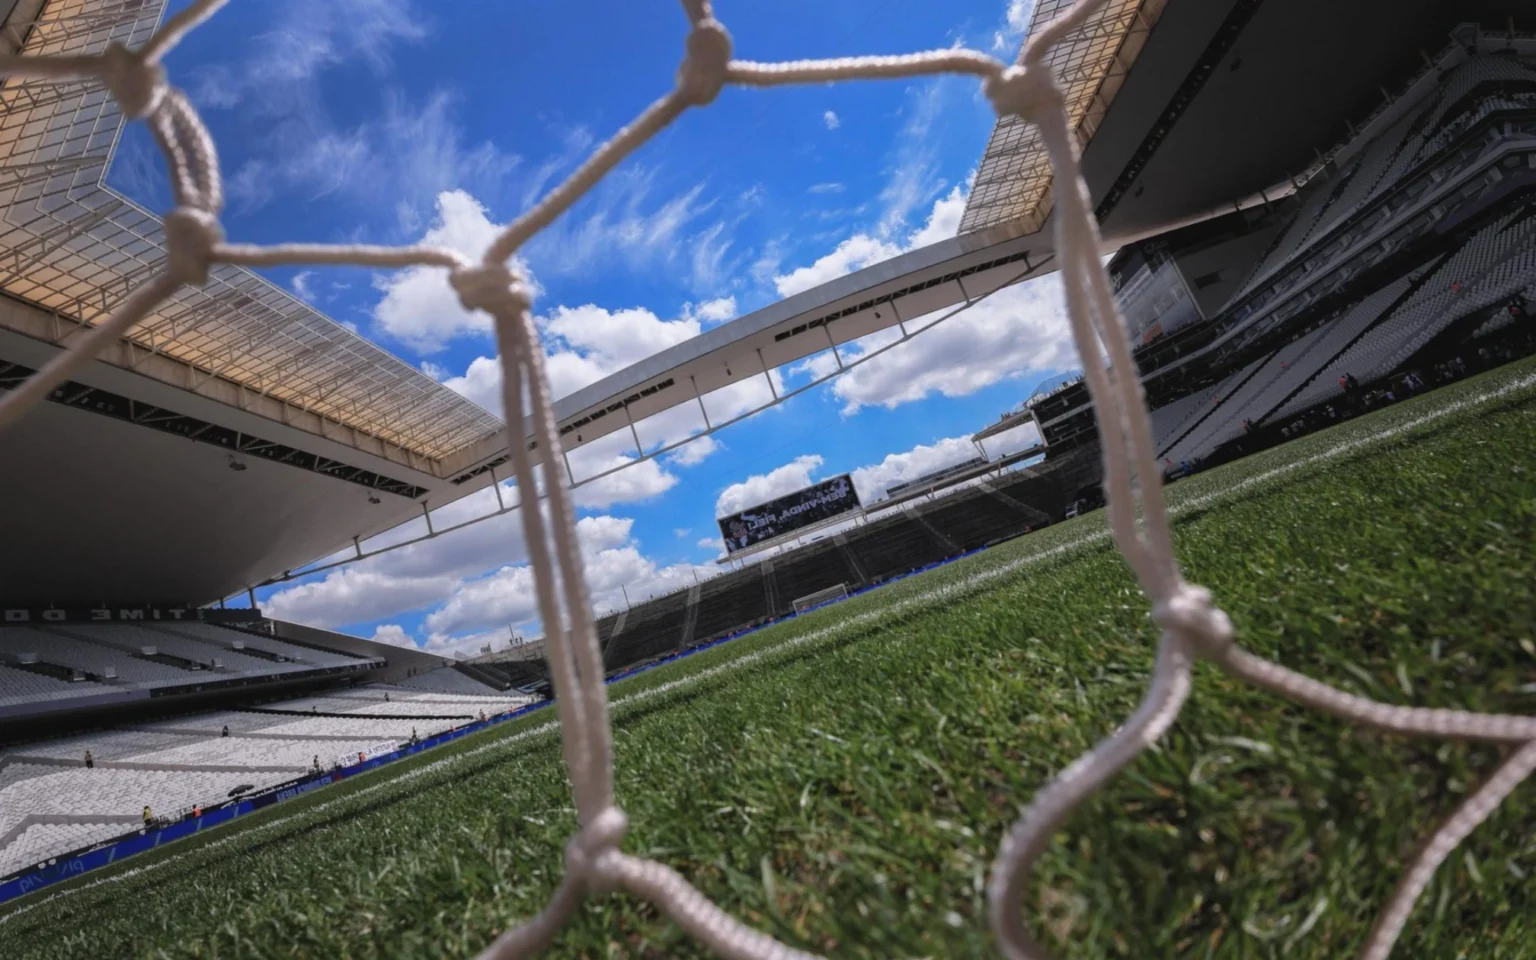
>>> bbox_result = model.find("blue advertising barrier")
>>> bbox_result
[0,536,1007,906]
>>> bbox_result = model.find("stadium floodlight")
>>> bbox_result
[0,1,1531,959]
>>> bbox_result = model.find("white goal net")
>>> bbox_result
[792,583,849,615]
[0,1,1532,959]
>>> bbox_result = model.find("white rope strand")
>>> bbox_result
[989,635,1197,960]
[727,50,1005,86]
[501,294,616,813]
[0,1,1528,957]
[1359,739,1536,960]
[213,243,468,271]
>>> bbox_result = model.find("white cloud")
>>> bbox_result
[690,220,735,292]
[808,182,845,195]
[202,7,517,223]
[189,0,423,113]
[264,568,459,629]
[526,169,717,281]
[420,516,710,636]
[716,454,823,518]
[569,446,679,509]
[292,270,316,303]
[667,434,719,467]
[877,82,947,238]
[821,273,1073,415]
[542,302,700,399]
[375,89,521,231]
[432,296,767,474]
[438,354,503,413]
[265,503,703,643]
[823,110,841,130]
[690,296,737,325]
[776,179,1073,414]
[697,536,723,552]
[673,528,692,539]
[371,190,524,352]
[906,185,967,250]
[849,436,986,503]
[773,233,904,299]
[773,181,965,300]
[369,624,417,649]
[994,0,1036,53]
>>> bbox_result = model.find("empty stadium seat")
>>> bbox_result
[0,682,536,874]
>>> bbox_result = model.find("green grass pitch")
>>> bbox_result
[4,357,1535,959]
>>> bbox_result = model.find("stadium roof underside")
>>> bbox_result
[973,408,1040,443]
[0,0,501,468]
[961,0,1168,236]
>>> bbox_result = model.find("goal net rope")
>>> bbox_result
[1,1,1532,957]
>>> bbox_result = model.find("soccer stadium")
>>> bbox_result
[1,0,1534,956]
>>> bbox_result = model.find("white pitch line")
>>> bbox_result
[2,368,1531,926]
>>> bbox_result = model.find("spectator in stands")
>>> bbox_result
[479,710,487,723]
[84,749,93,769]
[410,727,418,744]
[143,805,153,828]
[358,751,366,765]
[192,804,201,819]
[312,755,321,773]
[221,725,229,738]
[384,692,390,702]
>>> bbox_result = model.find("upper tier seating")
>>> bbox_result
[0,663,111,707]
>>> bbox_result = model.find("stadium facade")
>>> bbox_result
[3,0,1536,899]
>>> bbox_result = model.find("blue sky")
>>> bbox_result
[114,0,1077,654]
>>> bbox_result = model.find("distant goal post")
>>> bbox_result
[792,583,848,614]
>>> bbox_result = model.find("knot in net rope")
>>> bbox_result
[161,207,224,287]
[97,41,166,119]
[451,263,534,318]
[0,1,1529,957]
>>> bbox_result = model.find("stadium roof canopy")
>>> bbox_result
[960,0,1167,236]
[0,0,501,470]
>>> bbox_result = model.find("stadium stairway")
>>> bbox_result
[845,514,951,582]
[910,508,961,557]
[689,575,770,646]
[916,491,1032,553]
[679,583,702,648]
[833,533,867,585]
[977,479,1051,527]
[1158,354,1271,464]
